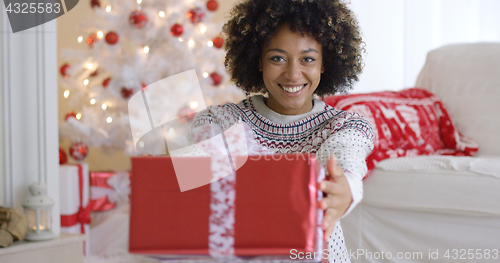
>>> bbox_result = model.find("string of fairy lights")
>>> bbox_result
[61,0,222,132]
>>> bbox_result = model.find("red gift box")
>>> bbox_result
[129,154,324,259]
[89,172,131,212]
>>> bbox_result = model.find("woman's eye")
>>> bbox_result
[304,57,316,63]
[270,56,284,62]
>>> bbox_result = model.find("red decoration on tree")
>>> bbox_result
[90,69,98,77]
[105,31,119,45]
[90,0,100,8]
[87,33,99,47]
[207,0,219,11]
[60,63,70,78]
[121,87,134,99]
[102,77,111,88]
[170,24,184,37]
[212,36,224,49]
[59,147,68,164]
[65,112,77,121]
[177,106,196,124]
[129,10,148,28]
[187,7,204,24]
[210,72,222,86]
[69,142,88,161]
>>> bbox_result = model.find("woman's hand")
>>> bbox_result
[318,156,352,241]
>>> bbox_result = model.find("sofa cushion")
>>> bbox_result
[365,155,500,214]
[416,43,500,156]
[323,88,478,178]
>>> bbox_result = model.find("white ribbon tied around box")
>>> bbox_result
[90,172,131,207]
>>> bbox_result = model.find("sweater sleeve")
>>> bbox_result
[316,114,374,218]
[183,105,241,156]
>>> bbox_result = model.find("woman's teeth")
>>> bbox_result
[280,84,305,93]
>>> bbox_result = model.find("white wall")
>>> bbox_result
[1,9,60,234]
[349,0,405,93]
[0,17,4,206]
[0,0,8,210]
[350,0,500,93]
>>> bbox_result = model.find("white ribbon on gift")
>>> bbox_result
[90,172,131,207]
[189,118,271,259]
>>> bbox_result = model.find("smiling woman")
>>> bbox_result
[191,0,374,262]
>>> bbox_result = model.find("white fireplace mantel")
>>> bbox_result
[1,7,60,235]
[0,233,85,263]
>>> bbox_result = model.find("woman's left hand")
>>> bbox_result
[318,156,352,241]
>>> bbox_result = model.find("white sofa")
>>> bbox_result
[342,43,500,262]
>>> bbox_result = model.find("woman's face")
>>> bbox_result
[260,24,324,115]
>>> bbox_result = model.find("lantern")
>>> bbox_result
[22,182,56,241]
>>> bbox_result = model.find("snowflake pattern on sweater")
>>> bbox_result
[192,95,374,262]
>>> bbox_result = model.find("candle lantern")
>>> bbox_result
[22,182,56,241]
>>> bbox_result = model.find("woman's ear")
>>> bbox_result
[321,65,325,73]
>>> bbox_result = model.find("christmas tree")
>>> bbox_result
[59,0,244,159]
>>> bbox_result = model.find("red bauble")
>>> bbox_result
[207,0,219,11]
[129,10,148,28]
[177,106,196,124]
[210,72,222,86]
[60,63,70,78]
[102,77,111,88]
[69,142,88,161]
[187,7,204,24]
[121,87,134,99]
[59,147,68,164]
[212,36,224,49]
[90,69,98,77]
[87,33,99,47]
[90,0,100,8]
[105,31,119,45]
[170,24,184,37]
[65,112,77,121]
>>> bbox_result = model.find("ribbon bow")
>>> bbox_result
[77,205,92,226]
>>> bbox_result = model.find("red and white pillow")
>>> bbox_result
[323,88,478,179]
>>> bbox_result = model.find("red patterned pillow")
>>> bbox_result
[323,88,478,179]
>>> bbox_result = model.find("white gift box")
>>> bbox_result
[59,163,91,255]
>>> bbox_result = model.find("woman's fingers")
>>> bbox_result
[318,180,346,196]
[319,156,354,241]
[322,209,338,241]
[327,156,344,180]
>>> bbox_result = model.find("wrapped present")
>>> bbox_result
[89,172,131,212]
[129,154,325,261]
[59,163,92,255]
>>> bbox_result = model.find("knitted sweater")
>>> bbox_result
[193,95,374,215]
[192,95,374,262]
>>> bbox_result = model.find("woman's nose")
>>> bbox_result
[284,62,302,81]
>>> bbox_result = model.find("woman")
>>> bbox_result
[193,0,374,261]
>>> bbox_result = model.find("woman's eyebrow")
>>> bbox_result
[265,48,319,54]
[301,48,319,54]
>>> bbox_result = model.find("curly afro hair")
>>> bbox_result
[223,0,364,97]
